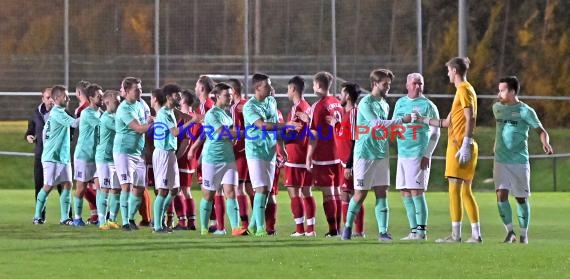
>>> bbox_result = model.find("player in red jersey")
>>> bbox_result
[265,88,284,235]
[73,80,99,224]
[328,82,365,237]
[304,71,345,236]
[283,76,315,236]
[227,78,253,229]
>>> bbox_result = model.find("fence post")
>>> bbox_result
[553,157,557,191]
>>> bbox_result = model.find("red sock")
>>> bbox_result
[341,201,349,225]
[139,188,151,222]
[265,200,277,232]
[237,194,249,228]
[173,193,187,226]
[185,197,196,226]
[323,199,337,233]
[214,195,225,230]
[355,207,365,234]
[291,196,305,233]
[84,186,97,219]
[303,196,316,233]
[209,198,217,223]
[334,195,342,231]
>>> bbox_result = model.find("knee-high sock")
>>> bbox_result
[59,188,71,222]
[162,193,174,225]
[461,182,480,223]
[237,194,249,228]
[73,195,83,220]
[497,200,513,232]
[517,200,530,231]
[412,195,428,236]
[344,198,362,229]
[355,207,365,234]
[108,192,120,222]
[334,194,342,232]
[265,198,276,232]
[214,195,226,230]
[341,200,349,225]
[323,196,337,233]
[128,193,142,221]
[96,190,108,225]
[173,193,187,222]
[185,196,196,224]
[119,191,129,225]
[375,198,389,234]
[153,195,166,231]
[402,196,417,232]
[199,199,213,232]
[226,198,239,230]
[35,189,48,219]
[303,196,316,233]
[84,186,97,217]
[138,188,151,222]
[291,196,305,233]
[448,181,462,237]
[253,193,268,232]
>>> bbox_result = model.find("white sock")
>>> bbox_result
[504,223,513,233]
[520,228,528,238]
[452,222,461,239]
[471,222,481,239]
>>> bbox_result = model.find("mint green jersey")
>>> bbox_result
[95,111,116,163]
[354,94,390,160]
[113,100,146,156]
[392,96,439,158]
[41,105,75,164]
[493,102,541,164]
[202,106,235,164]
[74,107,101,162]
[154,106,177,151]
[243,96,278,161]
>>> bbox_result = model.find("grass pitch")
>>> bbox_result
[1,190,569,278]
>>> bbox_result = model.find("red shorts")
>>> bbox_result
[179,169,194,188]
[271,167,281,195]
[236,153,249,182]
[339,164,354,192]
[284,166,313,187]
[312,163,341,187]
[146,165,155,187]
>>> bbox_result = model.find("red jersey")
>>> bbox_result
[230,98,247,155]
[198,98,214,115]
[285,99,311,165]
[336,106,357,164]
[74,102,89,117]
[275,110,285,162]
[193,97,214,168]
[175,110,196,171]
[310,95,343,165]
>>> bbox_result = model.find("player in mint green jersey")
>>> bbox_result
[95,90,121,230]
[33,85,79,225]
[493,76,553,244]
[392,73,440,240]
[72,84,103,226]
[113,77,154,231]
[341,69,412,241]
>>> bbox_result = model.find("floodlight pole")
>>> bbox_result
[64,0,69,88]
[154,0,160,89]
[417,0,423,73]
[458,0,468,57]
[331,0,337,96]
[244,0,250,97]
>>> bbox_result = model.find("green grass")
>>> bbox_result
[1,190,569,278]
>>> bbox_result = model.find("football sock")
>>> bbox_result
[265,200,276,232]
[355,207,365,234]
[323,197,337,233]
[153,195,166,231]
[214,195,226,230]
[497,200,513,232]
[402,196,417,231]
[96,190,108,226]
[517,200,530,234]
[375,198,389,234]
[303,196,316,233]
[108,193,119,222]
[226,198,239,229]
[34,189,48,219]
[185,197,196,226]
[199,199,213,232]
[128,193,142,221]
[73,195,83,220]
[461,181,480,223]
[341,200,349,224]
[334,194,342,232]
[59,188,71,222]
[119,191,129,225]
[344,198,361,228]
[413,195,428,235]
[237,194,249,228]
[253,193,267,232]
[449,180,462,223]
[291,196,305,233]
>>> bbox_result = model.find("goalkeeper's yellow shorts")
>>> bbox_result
[445,140,478,181]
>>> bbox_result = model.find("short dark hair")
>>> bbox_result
[162,84,182,97]
[210,82,232,97]
[341,82,361,103]
[85,83,103,98]
[313,71,333,91]
[152,88,166,106]
[122,77,141,91]
[227,78,243,94]
[370,69,395,83]
[288,76,305,95]
[446,57,471,76]
[181,89,197,107]
[51,85,67,98]
[75,80,90,95]
[499,76,520,95]
[197,75,215,93]
[252,73,269,87]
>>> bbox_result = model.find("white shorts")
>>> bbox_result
[152,149,180,190]
[353,158,390,191]
[395,157,431,190]
[246,159,276,189]
[43,162,72,187]
[73,158,97,182]
[96,162,120,189]
[113,153,147,187]
[202,161,238,191]
[494,162,531,198]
